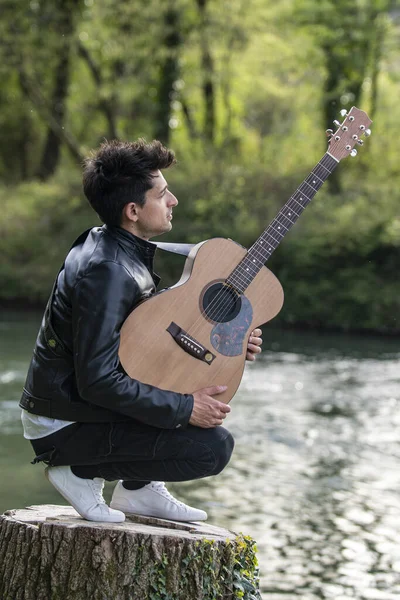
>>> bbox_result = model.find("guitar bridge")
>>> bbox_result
[167,322,216,364]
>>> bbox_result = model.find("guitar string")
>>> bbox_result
[184,158,332,343]
[184,158,334,344]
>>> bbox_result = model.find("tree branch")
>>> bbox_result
[77,41,118,139]
[19,69,85,166]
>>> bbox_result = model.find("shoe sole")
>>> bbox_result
[110,501,207,522]
[45,468,125,523]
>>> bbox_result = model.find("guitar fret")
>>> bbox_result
[244,255,263,269]
[233,270,253,286]
[271,219,289,233]
[306,171,325,185]
[248,247,266,262]
[253,239,271,256]
[263,230,283,246]
[242,263,259,276]
[301,180,318,193]
[258,237,273,250]
[311,172,324,184]
[276,212,296,227]
[245,255,263,267]
[280,206,300,219]
[290,196,309,210]
[228,272,252,287]
[316,160,331,174]
[303,180,320,193]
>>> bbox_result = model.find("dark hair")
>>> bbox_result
[82,139,176,226]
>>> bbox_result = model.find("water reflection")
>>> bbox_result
[1,313,400,598]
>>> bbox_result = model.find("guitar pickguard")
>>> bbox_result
[210,295,253,357]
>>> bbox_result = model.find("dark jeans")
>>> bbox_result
[30,420,234,484]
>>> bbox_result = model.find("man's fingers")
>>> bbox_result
[191,385,232,429]
[211,405,230,419]
[217,402,231,413]
[251,328,262,337]
[247,343,262,353]
[201,385,227,396]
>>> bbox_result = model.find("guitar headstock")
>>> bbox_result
[326,107,372,161]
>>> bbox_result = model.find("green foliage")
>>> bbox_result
[1,0,400,331]
[149,553,173,600]
[132,534,261,599]
[0,173,94,303]
[230,535,261,600]
[269,173,400,332]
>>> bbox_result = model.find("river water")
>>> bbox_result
[1,311,400,599]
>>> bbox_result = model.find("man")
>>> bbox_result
[20,139,262,523]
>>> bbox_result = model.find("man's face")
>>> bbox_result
[133,170,178,240]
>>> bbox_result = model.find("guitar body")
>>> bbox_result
[119,238,284,404]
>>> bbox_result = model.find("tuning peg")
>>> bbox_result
[357,139,364,146]
[333,120,341,127]
[340,109,348,117]
[325,129,334,137]
[350,149,358,157]
[364,128,372,137]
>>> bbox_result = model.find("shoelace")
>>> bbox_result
[90,478,106,505]
[150,482,188,510]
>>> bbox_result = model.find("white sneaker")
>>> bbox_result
[45,466,125,523]
[110,481,207,522]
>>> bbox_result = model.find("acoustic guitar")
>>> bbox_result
[119,107,372,403]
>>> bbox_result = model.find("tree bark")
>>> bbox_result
[0,504,261,600]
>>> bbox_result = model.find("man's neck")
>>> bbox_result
[119,223,151,242]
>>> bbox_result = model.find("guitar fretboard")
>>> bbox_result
[226,152,339,294]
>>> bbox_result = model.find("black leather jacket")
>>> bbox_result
[20,225,194,429]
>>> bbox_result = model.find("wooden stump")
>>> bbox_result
[0,505,261,600]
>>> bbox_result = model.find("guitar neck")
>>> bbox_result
[226,152,339,294]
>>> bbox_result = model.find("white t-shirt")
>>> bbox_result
[21,409,75,440]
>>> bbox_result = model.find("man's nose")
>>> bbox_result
[168,192,178,206]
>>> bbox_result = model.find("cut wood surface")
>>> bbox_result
[0,504,261,600]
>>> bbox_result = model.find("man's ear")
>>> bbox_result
[123,202,139,223]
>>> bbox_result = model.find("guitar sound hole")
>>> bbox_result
[202,282,241,323]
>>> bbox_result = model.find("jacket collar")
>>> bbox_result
[103,225,157,260]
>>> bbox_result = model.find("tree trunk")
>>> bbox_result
[370,14,386,121]
[36,0,79,180]
[197,0,215,144]
[322,44,342,196]
[181,95,199,139]
[18,71,84,168]
[0,505,261,600]
[153,6,181,144]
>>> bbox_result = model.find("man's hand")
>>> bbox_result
[246,328,262,361]
[189,385,231,428]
